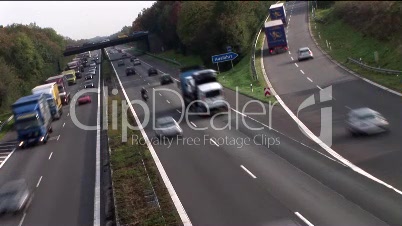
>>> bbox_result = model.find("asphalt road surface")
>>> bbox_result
[263,1,402,192]
[106,46,396,225]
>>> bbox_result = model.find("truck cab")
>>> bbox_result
[62,70,77,85]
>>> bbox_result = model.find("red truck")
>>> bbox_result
[45,74,71,105]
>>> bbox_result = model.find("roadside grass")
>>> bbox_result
[0,113,13,141]
[105,61,181,226]
[312,7,402,93]
[153,50,203,67]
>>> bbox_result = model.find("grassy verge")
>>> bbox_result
[0,113,13,141]
[105,62,181,226]
[153,50,203,67]
[311,6,402,93]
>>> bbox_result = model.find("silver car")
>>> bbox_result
[346,108,389,135]
[298,47,313,61]
[154,117,183,138]
[0,179,31,215]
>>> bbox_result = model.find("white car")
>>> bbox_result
[346,107,389,136]
[89,62,97,68]
[297,47,313,61]
[88,69,96,75]
[154,117,183,139]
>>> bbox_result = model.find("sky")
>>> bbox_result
[0,1,155,40]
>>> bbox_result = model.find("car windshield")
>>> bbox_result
[159,121,176,128]
[300,50,309,55]
[15,116,42,130]
[358,114,376,120]
[47,99,56,108]
[205,90,221,98]
[57,85,65,93]
[65,74,74,79]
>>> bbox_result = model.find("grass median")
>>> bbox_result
[311,6,402,93]
[105,61,182,225]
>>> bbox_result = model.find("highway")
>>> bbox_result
[106,46,395,225]
[263,1,402,191]
[0,50,101,226]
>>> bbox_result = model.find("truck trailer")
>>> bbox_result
[179,66,227,114]
[265,20,288,54]
[12,93,53,148]
[45,74,71,105]
[269,3,287,26]
[32,82,63,120]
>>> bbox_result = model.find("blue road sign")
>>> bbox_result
[212,52,238,64]
[226,46,232,52]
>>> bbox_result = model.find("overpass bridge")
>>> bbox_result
[63,32,150,57]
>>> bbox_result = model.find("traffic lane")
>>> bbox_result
[123,89,303,226]
[279,78,402,190]
[121,55,402,224]
[142,80,393,225]
[19,57,100,226]
[196,112,388,226]
[110,60,305,226]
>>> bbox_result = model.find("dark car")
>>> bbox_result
[125,67,136,76]
[84,81,95,89]
[160,74,174,85]
[85,74,93,80]
[0,179,31,215]
[130,56,137,62]
[148,67,158,76]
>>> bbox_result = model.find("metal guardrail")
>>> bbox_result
[0,115,13,132]
[251,13,271,81]
[346,58,402,75]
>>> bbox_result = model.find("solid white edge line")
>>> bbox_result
[18,212,26,226]
[210,139,219,147]
[49,152,53,160]
[36,176,43,188]
[295,212,314,226]
[260,27,402,195]
[106,51,193,226]
[240,165,257,179]
[0,148,15,168]
[94,50,101,226]
[190,122,197,128]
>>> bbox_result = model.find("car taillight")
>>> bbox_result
[284,47,288,50]
[270,49,273,53]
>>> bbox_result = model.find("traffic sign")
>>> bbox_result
[264,87,271,96]
[226,46,232,52]
[212,52,238,64]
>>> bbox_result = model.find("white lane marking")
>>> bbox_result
[295,212,314,226]
[307,77,313,82]
[159,93,162,96]
[106,51,192,225]
[345,106,352,110]
[166,100,170,104]
[67,113,70,117]
[94,50,102,226]
[190,122,197,128]
[240,165,257,179]
[63,122,65,127]
[0,148,16,169]
[36,176,43,187]
[291,57,294,61]
[148,82,150,85]
[230,108,247,117]
[0,156,8,159]
[57,135,60,141]
[18,212,26,226]
[316,85,322,90]
[294,63,299,67]
[300,70,305,74]
[177,109,181,114]
[49,152,53,160]
[288,51,291,54]
[210,139,219,147]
